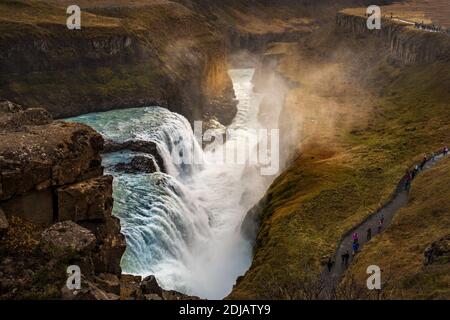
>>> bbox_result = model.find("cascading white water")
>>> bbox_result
[68,68,274,299]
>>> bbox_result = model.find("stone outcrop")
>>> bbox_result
[0,100,125,299]
[336,12,450,65]
[57,176,114,223]
[120,274,201,301]
[424,234,450,265]
[115,155,159,174]
[104,139,166,173]
[41,221,96,255]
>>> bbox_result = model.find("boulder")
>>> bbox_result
[41,221,96,255]
[103,139,165,172]
[424,234,450,265]
[115,155,159,174]
[141,275,163,296]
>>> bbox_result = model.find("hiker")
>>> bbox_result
[326,257,334,272]
[352,241,359,256]
[378,219,383,233]
[352,232,359,243]
[404,170,412,191]
[366,227,372,241]
[412,165,419,179]
[341,250,350,267]
[444,146,449,156]
[420,156,427,170]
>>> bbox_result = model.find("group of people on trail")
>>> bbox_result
[326,145,448,273]
[414,21,448,35]
[404,146,449,191]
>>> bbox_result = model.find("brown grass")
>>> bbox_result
[344,156,450,299]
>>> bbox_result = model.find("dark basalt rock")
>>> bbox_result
[104,139,166,173]
[424,234,450,265]
[115,155,159,174]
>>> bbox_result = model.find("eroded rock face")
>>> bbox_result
[0,114,104,205]
[115,155,159,174]
[120,274,201,301]
[41,221,96,255]
[57,176,114,222]
[336,13,450,65]
[0,100,126,299]
[104,139,166,173]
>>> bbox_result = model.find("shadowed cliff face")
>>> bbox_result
[0,0,237,125]
[0,0,397,123]
[336,12,450,64]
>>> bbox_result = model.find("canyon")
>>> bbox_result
[1,0,449,300]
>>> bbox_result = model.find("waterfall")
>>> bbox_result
[67,68,274,299]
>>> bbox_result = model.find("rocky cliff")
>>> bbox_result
[0,99,126,298]
[0,99,201,299]
[0,0,237,125]
[336,11,450,64]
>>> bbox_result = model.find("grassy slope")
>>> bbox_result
[229,24,450,299]
[344,156,450,299]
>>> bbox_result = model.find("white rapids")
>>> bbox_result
[67,68,280,299]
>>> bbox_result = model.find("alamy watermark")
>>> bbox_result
[366,5,381,30]
[66,265,81,291]
[366,265,381,290]
[66,5,81,30]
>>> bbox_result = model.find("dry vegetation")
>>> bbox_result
[345,156,450,299]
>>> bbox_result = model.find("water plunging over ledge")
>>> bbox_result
[67,68,273,299]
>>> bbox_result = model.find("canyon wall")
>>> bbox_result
[0,1,237,125]
[0,99,125,298]
[336,12,450,64]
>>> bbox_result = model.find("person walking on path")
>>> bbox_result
[366,227,372,241]
[326,257,334,272]
[444,146,449,156]
[404,170,412,191]
[420,156,427,170]
[341,250,350,267]
[378,218,383,233]
[352,241,359,256]
[412,165,419,179]
[352,232,359,242]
